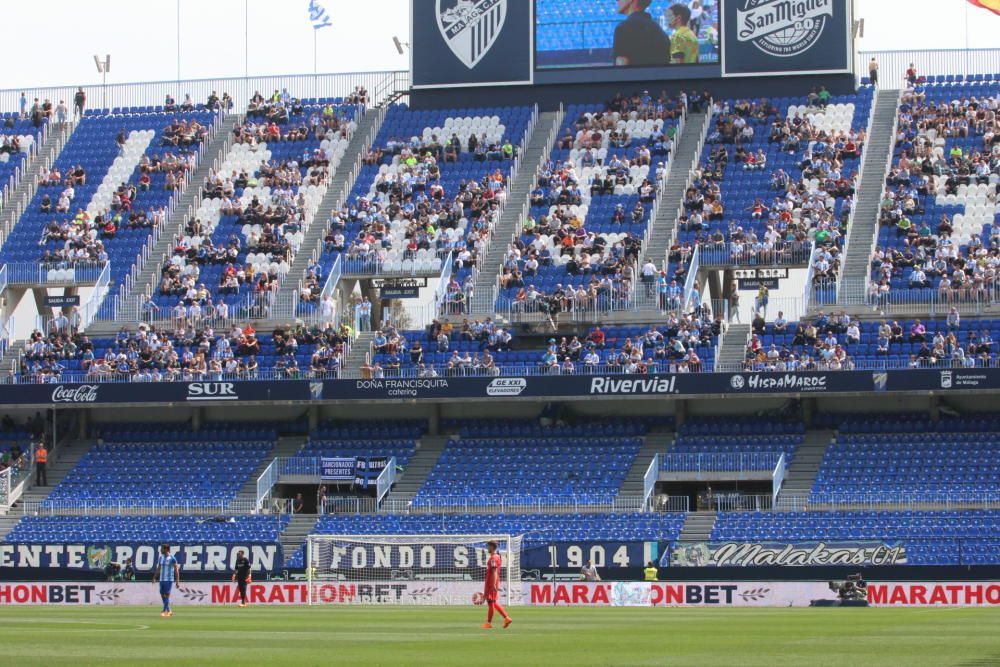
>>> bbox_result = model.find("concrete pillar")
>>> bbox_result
[428,404,441,436]
[929,396,940,422]
[308,405,320,431]
[802,398,815,428]
[77,410,88,439]
[674,400,687,429]
[192,408,203,431]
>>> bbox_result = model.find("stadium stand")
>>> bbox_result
[361,318,719,377]
[497,95,683,316]
[18,320,351,382]
[812,414,1000,500]
[0,108,217,320]
[149,98,358,315]
[39,423,276,508]
[872,80,1000,304]
[678,89,872,296]
[670,417,803,465]
[306,104,532,302]
[0,113,45,205]
[6,514,289,542]
[712,510,1000,565]
[297,419,425,466]
[747,314,1000,370]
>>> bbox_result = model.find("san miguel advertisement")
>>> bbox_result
[721,0,852,77]
[4,581,999,607]
[668,541,908,568]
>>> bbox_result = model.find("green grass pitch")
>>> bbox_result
[0,605,997,666]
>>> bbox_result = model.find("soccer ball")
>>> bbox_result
[472,592,485,606]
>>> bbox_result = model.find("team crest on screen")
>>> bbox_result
[735,0,833,58]
[437,0,507,69]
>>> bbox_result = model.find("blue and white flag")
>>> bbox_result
[308,0,332,29]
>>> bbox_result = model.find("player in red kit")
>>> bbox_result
[481,540,512,629]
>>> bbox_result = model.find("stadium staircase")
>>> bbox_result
[471,111,563,309]
[279,514,319,566]
[3,439,94,524]
[277,107,388,300]
[0,340,27,376]
[619,429,674,497]
[0,120,78,248]
[837,88,900,307]
[85,112,244,335]
[386,434,451,503]
[230,435,306,512]
[640,110,710,268]
[714,323,749,371]
[677,511,716,542]
[344,330,375,371]
[775,430,834,505]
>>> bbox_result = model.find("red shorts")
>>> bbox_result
[484,588,498,603]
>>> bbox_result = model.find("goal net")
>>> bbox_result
[305,534,522,606]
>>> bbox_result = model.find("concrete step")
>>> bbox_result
[678,511,717,541]
[276,107,389,309]
[472,111,563,304]
[620,432,674,496]
[390,434,451,499]
[643,110,710,266]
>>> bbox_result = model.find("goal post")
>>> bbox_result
[305,534,522,606]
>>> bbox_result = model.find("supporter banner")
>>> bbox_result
[721,0,852,77]
[3,580,999,606]
[521,542,662,571]
[320,457,356,481]
[0,543,282,573]
[667,541,908,568]
[411,0,533,89]
[9,368,1000,406]
[353,456,390,490]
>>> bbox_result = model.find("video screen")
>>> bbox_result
[535,0,720,70]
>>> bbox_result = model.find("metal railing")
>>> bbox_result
[839,88,901,305]
[643,453,660,509]
[660,452,784,475]
[856,48,1000,86]
[696,241,814,268]
[23,498,261,516]
[838,281,1000,316]
[766,491,1000,513]
[401,495,652,514]
[5,261,108,286]
[0,71,408,118]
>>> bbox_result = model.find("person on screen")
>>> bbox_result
[666,4,699,64]
[613,0,671,67]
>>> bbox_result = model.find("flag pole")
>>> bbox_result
[314,29,318,100]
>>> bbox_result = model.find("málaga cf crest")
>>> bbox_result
[437,0,506,70]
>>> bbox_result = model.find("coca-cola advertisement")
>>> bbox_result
[50,385,100,403]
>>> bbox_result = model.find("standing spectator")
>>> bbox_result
[55,100,68,126]
[73,88,86,118]
[905,63,918,85]
[868,57,879,86]
[316,484,328,515]
[291,492,304,514]
[34,441,48,486]
[580,560,601,581]
[19,92,27,119]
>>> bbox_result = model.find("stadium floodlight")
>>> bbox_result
[392,36,409,55]
[93,55,111,109]
[306,534,521,606]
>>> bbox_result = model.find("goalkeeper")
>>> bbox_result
[481,541,512,629]
[231,549,252,607]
